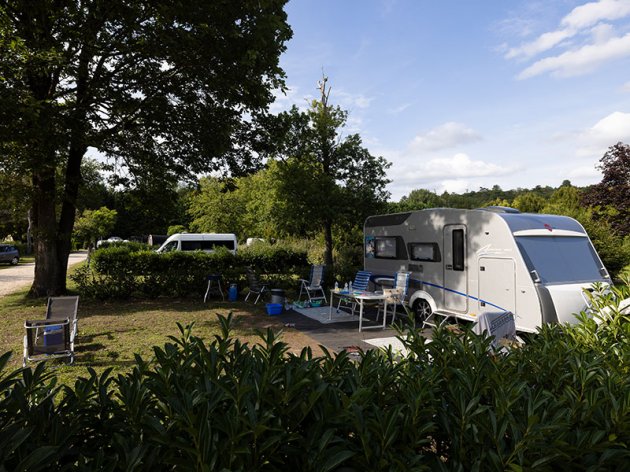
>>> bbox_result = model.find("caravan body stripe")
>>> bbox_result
[371,274,508,312]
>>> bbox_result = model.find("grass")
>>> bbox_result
[0,289,322,386]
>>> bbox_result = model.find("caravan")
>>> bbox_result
[156,233,238,255]
[364,207,610,333]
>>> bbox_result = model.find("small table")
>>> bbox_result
[328,289,388,332]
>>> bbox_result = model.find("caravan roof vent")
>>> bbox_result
[480,206,521,214]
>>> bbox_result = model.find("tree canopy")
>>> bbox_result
[0,0,292,295]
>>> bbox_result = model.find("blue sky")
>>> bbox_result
[272,0,630,200]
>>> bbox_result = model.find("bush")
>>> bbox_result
[71,244,309,299]
[2,295,630,470]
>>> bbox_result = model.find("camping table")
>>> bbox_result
[328,290,388,332]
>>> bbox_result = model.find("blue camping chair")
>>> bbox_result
[298,265,327,304]
[376,271,410,325]
[338,270,372,314]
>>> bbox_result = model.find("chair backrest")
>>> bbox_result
[246,267,264,291]
[473,311,516,350]
[310,265,325,287]
[353,270,372,291]
[394,271,410,297]
[46,296,79,323]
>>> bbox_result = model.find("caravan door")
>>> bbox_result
[443,225,468,312]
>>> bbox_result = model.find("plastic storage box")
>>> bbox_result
[265,303,283,315]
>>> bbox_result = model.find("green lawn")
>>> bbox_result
[0,289,318,385]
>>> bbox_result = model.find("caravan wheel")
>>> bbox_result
[413,299,432,322]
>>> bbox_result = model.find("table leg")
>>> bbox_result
[382,300,388,328]
[359,299,364,332]
[329,290,333,320]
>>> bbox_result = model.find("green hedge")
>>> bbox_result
[2,288,629,471]
[71,245,309,299]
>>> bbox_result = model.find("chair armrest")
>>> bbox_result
[25,319,69,329]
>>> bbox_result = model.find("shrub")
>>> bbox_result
[71,244,309,299]
[2,303,630,470]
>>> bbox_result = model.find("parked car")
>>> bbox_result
[0,244,20,265]
[96,236,125,248]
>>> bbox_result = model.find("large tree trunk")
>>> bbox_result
[30,165,66,296]
[323,218,334,272]
[28,35,90,297]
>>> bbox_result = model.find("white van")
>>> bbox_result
[364,207,610,333]
[156,233,238,254]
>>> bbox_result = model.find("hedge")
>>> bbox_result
[1,287,629,471]
[71,245,309,299]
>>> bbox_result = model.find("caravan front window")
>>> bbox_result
[516,236,605,284]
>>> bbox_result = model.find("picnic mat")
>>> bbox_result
[291,304,358,324]
[363,336,409,356]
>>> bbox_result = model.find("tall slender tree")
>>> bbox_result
[270,77,391,268]
[0,1,291,295]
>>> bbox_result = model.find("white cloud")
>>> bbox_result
[518,32,630,78]
[621,80,630,91]
[335,90,373,110]
[409,122,482,151]
[388,103,411,114]
[576,111,630,157]
[420,153,513,179]
[506,28,575,59]
[561,0,630,30]
[567,165,601,180]
[504,1,630,77]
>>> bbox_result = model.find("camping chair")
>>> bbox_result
[298,264,327,304]
[473,311,521,353]
[23,295,80,366]
[244,267,269,304]
[23,319,73,366]
[204,274,225,302]
[376,271,410,325]
[337,270,372,314]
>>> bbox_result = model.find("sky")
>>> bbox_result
[273,0,630,201]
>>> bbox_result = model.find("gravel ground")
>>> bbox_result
[0,251,87,297]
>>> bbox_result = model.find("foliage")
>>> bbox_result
[72,207,117,248]
[512,192,546,213]
[0,0,292,296]
[268,77,391,268]
[2,283,630,469]
[582,142,630,236]
[167,225,187,237]
[70,244,309,300]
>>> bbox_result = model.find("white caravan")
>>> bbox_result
[156,233,238,255]
[364,207,610,333]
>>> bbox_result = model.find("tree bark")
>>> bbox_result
[323,218,334,272]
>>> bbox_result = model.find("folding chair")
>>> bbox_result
[244,267,268,304]
[46,296,79,343]
[473,311,521,353]
[298,264,327,304]
[204,274,225,302]
[23,295,79,366]
[376,271,410,325]
[338,270,372,314]
[24,319,73,366]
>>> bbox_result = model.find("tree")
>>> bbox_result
[269,77,391,268]
[392,189,444,212]
[0,1,291,296]
[582,142,630,236]
[188,177,247,237]
[73,207,117,247]
[512,192,546,213]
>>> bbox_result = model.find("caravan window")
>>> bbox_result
[516,236,605,284]
[375,237,397,259]
[203,240,236,251]
[409,243,441,262]
[452,229,465,271]
[373,236,408,259]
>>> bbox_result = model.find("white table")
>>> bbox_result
[328,289,388,332]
